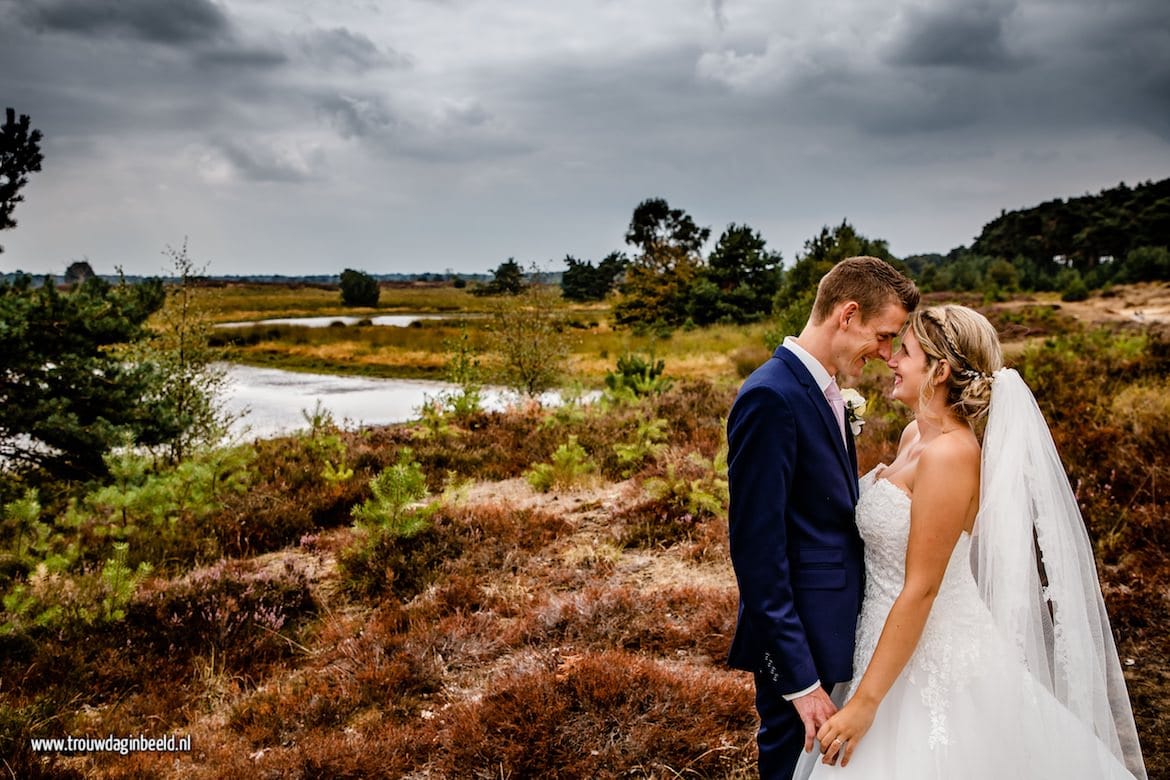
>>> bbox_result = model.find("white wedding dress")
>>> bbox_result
[799,468,1138,779]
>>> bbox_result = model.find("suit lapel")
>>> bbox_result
[775,349,857,487]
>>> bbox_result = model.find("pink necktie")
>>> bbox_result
[825,379,847,441]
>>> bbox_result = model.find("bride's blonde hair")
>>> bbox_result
[908,304,1004,424]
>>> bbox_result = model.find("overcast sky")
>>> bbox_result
[1,0,1168,277]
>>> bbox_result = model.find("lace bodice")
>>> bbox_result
[851,469,1004,749]
[801,464,1143,778]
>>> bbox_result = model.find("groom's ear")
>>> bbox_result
[837,301,860,329]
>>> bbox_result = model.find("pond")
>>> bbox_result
[215,314,455,329]
[221,364,572,440]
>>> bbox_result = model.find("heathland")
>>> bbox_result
[3,280,1169,779]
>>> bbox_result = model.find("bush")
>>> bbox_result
[486,285,569,398]
[351,449,436,536]
[603,352,671,400]
[339,268,380,307]
[1061,273,1090,302]
[434,651,755,777]
[339,516,461,603]
[127,558,316,669]
[525,435,597,492]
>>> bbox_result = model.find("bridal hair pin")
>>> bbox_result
[960,368,991,380]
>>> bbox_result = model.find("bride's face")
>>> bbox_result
[887,328,930,407]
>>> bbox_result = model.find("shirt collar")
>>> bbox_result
[782,336,834,393]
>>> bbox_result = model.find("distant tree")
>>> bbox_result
[986,258,1020,293]
[624,197,710,256]
[1060,271,1090,302]
[767,221,898,348]
[473,258,526,296]
[487,284,569,397]
[560,251,627,302]
[614,198,709,328]
[65,259,96,286]
[972,178,1170,281]
[1115,246,1170,284]
[688,223,782,325]
[127,241,234,463]
[339,268,380,307]
[774,220,898,311]
[0,273,172,481]
[595,251,628,294]
[0,108,45,253]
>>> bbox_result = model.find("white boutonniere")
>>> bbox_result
[840,388,867,436]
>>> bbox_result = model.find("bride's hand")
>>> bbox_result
[815,697,877,768]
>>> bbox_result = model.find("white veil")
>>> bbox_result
[974,368,1145,779]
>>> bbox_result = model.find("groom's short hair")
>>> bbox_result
[811,256,919,324]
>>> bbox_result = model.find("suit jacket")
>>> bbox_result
[726,346,865,695]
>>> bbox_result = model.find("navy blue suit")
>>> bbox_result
[726,346,864,779]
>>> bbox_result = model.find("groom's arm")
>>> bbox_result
[727,385,820,694]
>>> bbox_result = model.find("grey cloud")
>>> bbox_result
[711,0,727,31]
[196,44,288,69]
[212,139,321,183]
[16,0,229,45]
[300,28,411,72]
[885,1,1023,71]
[318,94,397,139]
[314,89,526,163]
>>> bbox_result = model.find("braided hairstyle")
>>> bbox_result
[907,304,1004,425]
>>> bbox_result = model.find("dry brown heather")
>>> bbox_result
[3,285,1168,779]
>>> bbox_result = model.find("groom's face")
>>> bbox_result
[835,301,908,379]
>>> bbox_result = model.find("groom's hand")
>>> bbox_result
[792,687,837,753]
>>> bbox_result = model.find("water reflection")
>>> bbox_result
[216,314,452,328]
[221,364,571,440]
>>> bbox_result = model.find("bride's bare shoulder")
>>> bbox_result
[921,428,980,472]
[897,419,920,449]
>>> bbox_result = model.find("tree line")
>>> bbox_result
[471,177,1168,317]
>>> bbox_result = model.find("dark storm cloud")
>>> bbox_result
[196,44,288,69]
[885,1,1022,70]
[1068,0,1170,135]
[16,0,229,45]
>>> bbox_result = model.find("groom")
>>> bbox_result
[726,256,918,779]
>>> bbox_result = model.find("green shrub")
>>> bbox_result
[526,435,597,492]
[351,448,437,537]
[603,352,670,401]
[2,541,152,636]
[613,417,669,477]
[1061,274,1090,302]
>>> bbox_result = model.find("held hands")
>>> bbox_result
[792,688,837,754]
[815,696,877,768]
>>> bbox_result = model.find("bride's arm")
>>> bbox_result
[816,436,978,767]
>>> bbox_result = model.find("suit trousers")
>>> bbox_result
[753,672,807,780]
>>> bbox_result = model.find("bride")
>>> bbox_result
[798,305,1145,778]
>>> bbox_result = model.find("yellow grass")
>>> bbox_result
[190,282,490,323]
[203,282,778,385]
